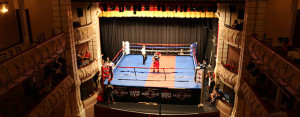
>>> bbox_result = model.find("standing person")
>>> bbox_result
[106,57,110,64]
[141,45,147,65]
[153,51,161,72]
[207,73,215,94]
[106,81,115,105]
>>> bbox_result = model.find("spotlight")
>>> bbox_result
[137,5,142,11]
[110,5,116,10]
[119,5,124,12]
[162,4,166,11]
[144,5,149,11]
[125,5,131,10]
[157,4,161,11]
[103,4,107,11]
[190,6,196,11]
[183,5,187,12]
[168,6,174,11]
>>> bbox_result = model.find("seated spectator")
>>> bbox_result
[287,46,300,65]
[273,37,284,48]
[77,51,85,67]
[231,20,238,29]
[201,60,207,69]
[283,37,292,51]
[84,50,92,62]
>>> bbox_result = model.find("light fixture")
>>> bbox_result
[1,2,8,13]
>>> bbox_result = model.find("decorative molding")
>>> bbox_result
[0,34,66,95]
[241,81,270,117]
[27,75,74,117]
[217,63,238,88]
[82,91,99,109]
[248,36,300,101]
[216,100,233,117]
[74,23,96,45]
[78,60,99,82]
[221,25,242,48]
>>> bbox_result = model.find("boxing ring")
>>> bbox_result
[103,41,203,104]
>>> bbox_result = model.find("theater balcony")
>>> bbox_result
[0,33,66,95]
[241,80,270,117]
[216,100,233,117]
[74,23,96,45]
[25,75,74,117]
[216,62,238,89]
[77,59,99,82]
[248,36,300,102]
[220,25,242,48]
[82,90,99,117]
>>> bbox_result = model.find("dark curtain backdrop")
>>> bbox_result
[100,17,218,62]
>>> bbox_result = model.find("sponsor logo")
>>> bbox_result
[142,89,159,99]
[113,89,128,97]
[129,90,140,97]
[173,92,191,100]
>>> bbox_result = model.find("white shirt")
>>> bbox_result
[141,48,146,55]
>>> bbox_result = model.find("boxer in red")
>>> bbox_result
[152,51,161,72]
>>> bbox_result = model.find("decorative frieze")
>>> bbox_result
[248,37,300,100]
[221,25,242,48]
[241,81,270,117]
[217,63,238,88]
[27,75,74,117]
[74,23,96,45]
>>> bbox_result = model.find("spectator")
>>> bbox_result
[93,71,101,90]
[178,49,184,55]
[84,50,92,62]
[283,37,292,51]
[201,60,207,69]
[273,37,284,48]
[287,46,300,65]
[231,20,238,29]
[77,51,85,67]
[207,73,215,94]
[106,57,111,64]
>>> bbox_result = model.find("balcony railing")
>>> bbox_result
[248,36,300,101]
[82,91,99,109]
[216,63,238,88]
[216,100,233,117]
[74,23,96,45]
[241,80,270,117]
[25,74,74,117]
[0,33,65,95]
[78,59,99,82]
[221,25,242,48]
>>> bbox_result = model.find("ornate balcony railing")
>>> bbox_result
[25,74,74,117]
[78,60,99,82]
[82,91,99,109]
[221,25,242,48]
[74,23,96,45]
[248,36,300,101]
[216,100,233,117]
[241,80,270,117]
[216,63,238,89]
[0,33,65,95]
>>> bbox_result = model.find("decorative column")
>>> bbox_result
[231,0,267,116]
[52,0,85,117]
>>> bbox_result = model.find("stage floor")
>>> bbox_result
[104,55,201,89]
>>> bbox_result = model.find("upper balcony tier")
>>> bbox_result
[0,33,66,95]
[221,25,242,48]
[216,62,238,89]
[25,75,74,117]
[248,36,300,101]
[74,23,96,45]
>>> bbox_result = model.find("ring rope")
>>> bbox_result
[130,49,190,53]
[130,46,191,49]
[131,43,191,46]
[117,66,194,69]
[112,46,125,62]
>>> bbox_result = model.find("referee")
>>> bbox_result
[141,45,147,65]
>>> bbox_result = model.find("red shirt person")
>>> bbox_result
[153,51,161,72]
